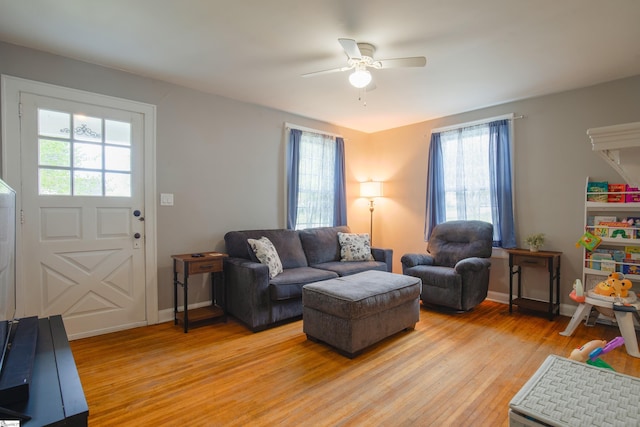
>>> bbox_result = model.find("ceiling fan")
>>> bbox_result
[302,38,427,89]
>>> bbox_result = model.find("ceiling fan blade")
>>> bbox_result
[378,56,427,69]
[338,38,362,60]
[301,66,352,78]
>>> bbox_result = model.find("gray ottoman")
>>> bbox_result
[302,270,421,358]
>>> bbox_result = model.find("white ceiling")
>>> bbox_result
[1,0,639,133]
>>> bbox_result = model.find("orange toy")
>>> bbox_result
[593,272,632,298]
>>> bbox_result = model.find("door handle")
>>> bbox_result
[134,233,141,239]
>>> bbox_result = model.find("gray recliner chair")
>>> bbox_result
[401,220,493,311]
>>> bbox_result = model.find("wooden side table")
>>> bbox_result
[172,252,228,333]
[506,248,562,320]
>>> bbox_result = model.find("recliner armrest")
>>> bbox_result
[371,247,393,272]
[454,257,491,273]
[401,253,435,268]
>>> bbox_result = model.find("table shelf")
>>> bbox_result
[172,252,228,333]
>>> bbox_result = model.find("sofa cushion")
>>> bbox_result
[224,229,308,269]
[269,267,338,301]
[312,261,388,277]
[248,237,283,278]
[338,232,374,261]
[299,225,351,265]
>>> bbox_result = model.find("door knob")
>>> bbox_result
[134,233,141,239]
[133,210,144,221]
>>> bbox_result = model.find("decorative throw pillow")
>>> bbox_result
[338,232,374,262]
[247,237,283,278]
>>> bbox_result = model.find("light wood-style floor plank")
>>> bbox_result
[70,301,640,426]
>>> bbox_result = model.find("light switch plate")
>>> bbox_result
[160,193,174,206]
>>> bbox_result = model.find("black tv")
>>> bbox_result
[0,178,16,374]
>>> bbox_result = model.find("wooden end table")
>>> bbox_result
[172,252,228,333]
[506,248,562,320]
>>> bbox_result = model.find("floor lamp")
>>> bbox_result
[360,181,383,244]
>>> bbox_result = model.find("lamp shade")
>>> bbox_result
[349,69,372,88]
[360,181,383,198]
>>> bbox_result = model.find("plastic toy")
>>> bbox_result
[576,231,602,251]
[569,339,606,363]
[568,337,625,370]
[569,279,585,303]
[593,272,633,298]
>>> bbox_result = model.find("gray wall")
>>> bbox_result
[2,40,640,316]
[0,41,368,311]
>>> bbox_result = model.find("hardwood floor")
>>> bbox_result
[70,301,640,426]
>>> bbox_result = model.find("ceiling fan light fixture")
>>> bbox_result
[349,68,372,88]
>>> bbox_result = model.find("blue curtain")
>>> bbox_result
[424,120,516,247]
[333,137,348,226]
[286,129,301,229]
[424,132,445,240]
[488,120,516,247]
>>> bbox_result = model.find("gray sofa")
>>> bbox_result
[224,226,393,331]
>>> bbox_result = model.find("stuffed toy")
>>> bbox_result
[593,272,632,298]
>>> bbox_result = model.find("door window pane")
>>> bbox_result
[39,139,70,167]
[38,110,70,139]
[73,115,102,142]
[105,146,131,172]
[106,173,131,197]
[39,169,71,195]
[105,120,131,146]
[73,143,102,169]
[73,171,103,196]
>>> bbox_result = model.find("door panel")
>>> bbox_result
[19,92,146,337]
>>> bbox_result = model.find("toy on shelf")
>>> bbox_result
[568,337,625,370]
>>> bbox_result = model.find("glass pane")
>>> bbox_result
[74,143,102,169]
[74,171,102,196]
[105,146,131,171]
[105,173,131,197]
[38,109,71,139]
[73,115,102,142]
[39,168,71,195]
[39,139,70,167]
[105,120,131,146]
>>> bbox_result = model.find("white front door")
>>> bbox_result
[1,76,158,339]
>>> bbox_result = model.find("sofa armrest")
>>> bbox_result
[224,257,271,331]
[401,253,434,270]
[454,257,491,274]
[371,247,393,272]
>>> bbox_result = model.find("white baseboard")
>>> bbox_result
[158,294,580,326]
[486,291,578,317]
[157,300,213,324]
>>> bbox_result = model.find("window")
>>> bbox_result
[441,125,492,223]
[425,118,516,247]
[38,109,132,197]
[286,127,346,230]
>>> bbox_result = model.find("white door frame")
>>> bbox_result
[1,75,158,331]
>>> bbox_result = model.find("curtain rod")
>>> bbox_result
[284,122,343,139]
[431,113,523,134]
